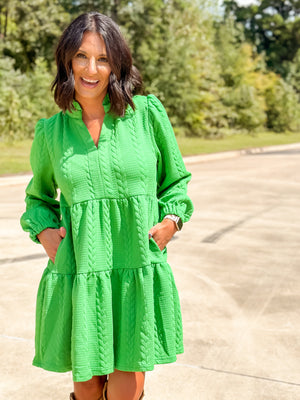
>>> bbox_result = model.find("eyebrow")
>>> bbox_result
[77,49,107,57]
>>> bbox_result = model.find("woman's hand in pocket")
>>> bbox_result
[37,227,66,263]
[148,219,177,251]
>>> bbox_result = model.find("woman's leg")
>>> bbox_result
[106,370,145,400]
[73,375,107,400]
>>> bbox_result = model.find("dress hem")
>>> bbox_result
[33,348,184,382]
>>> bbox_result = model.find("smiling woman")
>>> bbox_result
[70,32,112,147]
[20,11,193,400]
[72,33,111,104]
[52,13,142,117]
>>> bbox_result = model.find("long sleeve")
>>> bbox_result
[147,94,194,224]
[20,119,61,243]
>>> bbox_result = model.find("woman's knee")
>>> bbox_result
[74,375,106,400]
[107,370,145,400]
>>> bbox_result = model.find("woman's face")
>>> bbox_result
[72,31,111,103]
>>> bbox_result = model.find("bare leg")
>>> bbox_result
[106,369,145,400]
[73,375,107,400]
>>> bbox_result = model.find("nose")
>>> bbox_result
[86,57,97,74]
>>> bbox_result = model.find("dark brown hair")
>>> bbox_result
[51,12,142,116]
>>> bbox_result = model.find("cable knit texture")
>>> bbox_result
[20,94,194,382]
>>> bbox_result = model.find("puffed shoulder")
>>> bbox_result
[34,118,46,137]
[145,94,175,144]
[35,111,64,133]
[146,94,171,125]
[132,94,166,114]
[146,94,165,110]
[32,117,52,144]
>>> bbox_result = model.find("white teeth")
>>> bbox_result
[82,77,99,83]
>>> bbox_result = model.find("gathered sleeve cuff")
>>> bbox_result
[147,94,194,224]
[20,119,60,243]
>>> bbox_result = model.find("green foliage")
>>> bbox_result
[222,84,265,131]
[223,0,300,77]
[121,0,228,137]
[126,1,215,135]
[0,56,58,141]
[0,0,299,141]
[59,0,115,17]
[215,13,300,133]
[215,20,267,132]
[265,78,300,132]
[285,49,300,98]
[2,0,70,72]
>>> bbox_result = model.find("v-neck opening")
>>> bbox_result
[85,123,102,150]
[82,121,102,151]
[66,95,114,151]
[80,113,113,152]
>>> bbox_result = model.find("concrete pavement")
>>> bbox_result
[0,145,300,399]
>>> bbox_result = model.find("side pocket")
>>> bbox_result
[54,238,64,265]
[148,236,167,264]
[50,228,74,274]
[149,236,164,253]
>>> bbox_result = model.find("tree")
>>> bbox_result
[285,49,300,97]
[1,0,299,140]
[0,1,9,39]
[215,18,268,131]
[1,0,70,72]
[0,56,58,140]
[265,78,300,132]
[223,0,300,77]
[119,0,227,136]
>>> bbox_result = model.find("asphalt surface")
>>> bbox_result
[0,145,300,399]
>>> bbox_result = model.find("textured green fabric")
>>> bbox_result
[20,94,193,382]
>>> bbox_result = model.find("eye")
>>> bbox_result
[75,53,87,59]
[98,56,108,63]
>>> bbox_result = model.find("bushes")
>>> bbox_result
[222,84,266,131]
[265,78,300,132]
[0,0,299,141]
[0,57,58,141]
[215,21,300,135]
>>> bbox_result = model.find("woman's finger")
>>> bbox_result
[59,226,67,238]
[148,224,159,238]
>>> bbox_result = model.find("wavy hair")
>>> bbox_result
[52,12,143,116]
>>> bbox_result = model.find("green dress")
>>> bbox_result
[20,94,193,382]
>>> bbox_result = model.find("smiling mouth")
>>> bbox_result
[82,77,99,83]
[80,77,100,87]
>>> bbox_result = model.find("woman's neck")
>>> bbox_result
[75,94,106,120]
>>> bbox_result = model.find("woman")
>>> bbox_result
[20,12,193,400]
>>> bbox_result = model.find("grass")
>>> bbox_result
[177,131,300,156]
[1,131,300,175]
[0,140,32,176]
